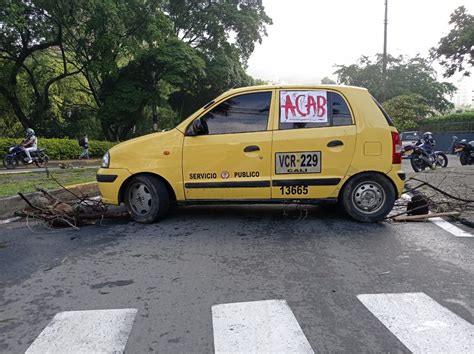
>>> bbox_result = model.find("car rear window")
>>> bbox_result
[400,132,419,141]
[371,96,394,126]
[279,91,353,130]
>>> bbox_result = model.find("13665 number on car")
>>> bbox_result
[279,185,309,195]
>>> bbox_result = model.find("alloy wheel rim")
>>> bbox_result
[352,181,385,214]
[129,183,153,215]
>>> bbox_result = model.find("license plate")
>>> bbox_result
[275,151,321,174]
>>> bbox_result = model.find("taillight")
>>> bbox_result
[391,131,402,164]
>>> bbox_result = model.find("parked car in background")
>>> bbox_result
[400,131,421,158]
[400,131,421,147]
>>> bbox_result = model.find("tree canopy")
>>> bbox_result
[432,6,474,77]
[0,0,272,140]
[382,94,432,131]
[334,54,456,113]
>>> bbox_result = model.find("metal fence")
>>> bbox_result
[418,121,474,133]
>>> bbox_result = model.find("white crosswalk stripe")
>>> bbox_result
[212,299,314,353]
[358,292,474,353]
[400,194,473,237]
[430,217,473,237]
[26,308,137,354]
[26,294,474,352]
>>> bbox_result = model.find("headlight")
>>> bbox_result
[101,151,110,168]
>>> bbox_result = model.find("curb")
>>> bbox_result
[0,182,99,219]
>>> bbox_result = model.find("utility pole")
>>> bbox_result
[152,70,158,132]
[382,0,388,101]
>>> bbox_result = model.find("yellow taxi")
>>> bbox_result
[97,85,405,223]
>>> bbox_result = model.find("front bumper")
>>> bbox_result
[97,168,132,205]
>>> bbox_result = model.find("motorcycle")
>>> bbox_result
[454,139,474,165]
[403,138,448,172]
[3,145,49,169]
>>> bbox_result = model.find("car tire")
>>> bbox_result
[125,175,169,223]
[341,173,396,223]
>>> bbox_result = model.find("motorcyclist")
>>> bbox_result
[421,131,435,148]
[418,131,435,168]
[21,128,38,164]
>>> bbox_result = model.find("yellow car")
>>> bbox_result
[97,85,405,223]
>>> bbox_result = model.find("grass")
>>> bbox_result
[0,168,97,198]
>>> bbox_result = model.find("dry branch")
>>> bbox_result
[392,212,461,222]
[16,176,127,229]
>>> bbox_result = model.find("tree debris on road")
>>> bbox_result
[390,166,474,227]
[15,185,128,229]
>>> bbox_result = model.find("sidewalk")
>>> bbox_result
[406,164,474,222]
[0,159,100,175]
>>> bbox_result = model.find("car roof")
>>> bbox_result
[227,84,368,94]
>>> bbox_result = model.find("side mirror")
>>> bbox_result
[190,118,208,136]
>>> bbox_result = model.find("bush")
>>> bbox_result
[422,112,474,125]
[0,138,116,160]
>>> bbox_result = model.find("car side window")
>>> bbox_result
[279,91,353,130]
[197,92,271,135]
[331,92,353,126]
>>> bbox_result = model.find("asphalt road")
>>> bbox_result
[0,202,473,352]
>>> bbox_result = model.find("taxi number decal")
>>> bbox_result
[275,151,321,174]
[279,185,308,195]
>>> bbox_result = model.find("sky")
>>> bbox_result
[247,0,473,97]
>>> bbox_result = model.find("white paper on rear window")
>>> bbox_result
[280,91,328,123]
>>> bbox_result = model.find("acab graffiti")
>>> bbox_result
[280,91,328,123]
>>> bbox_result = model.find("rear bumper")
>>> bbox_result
[387,168,405,197]
[97,168,132,205]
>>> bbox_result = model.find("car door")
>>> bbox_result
[183,90,275,200]
[271,89,356,199]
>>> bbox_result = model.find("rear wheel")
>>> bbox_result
[341,173,396,222]
[35,153,49,168]
[124,175,169,223]
[435,152,448,168]
[460,153,468,166]
[3,155,17,169]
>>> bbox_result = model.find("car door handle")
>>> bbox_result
[327,140,344,148]
[243,145,260,152]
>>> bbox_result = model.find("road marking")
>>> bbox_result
[26,308,137,354]
[400,193,473,237]
[358,292,474,353]
[0,216,21,225]
[212,299,314,353]
[430,217,473,238]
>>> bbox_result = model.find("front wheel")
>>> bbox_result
[124,175,170,223]
[460,153,468,166]
[340,173,396,222]
[35,153,49,168]
[435,152,448,168]
[3,155,17,169]
[410,156,425,172]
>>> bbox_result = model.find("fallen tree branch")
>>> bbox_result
[17,192,45,212]
[392,211,461,222]
[408,177,474,203]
